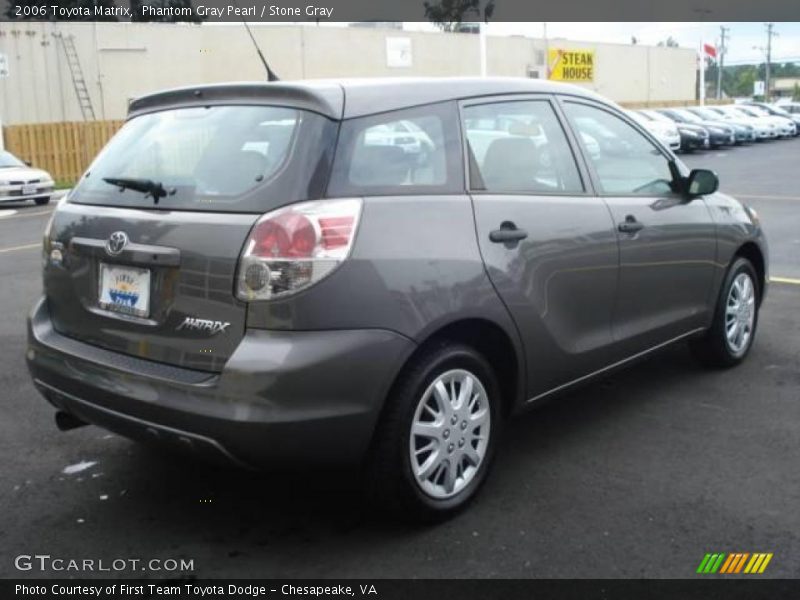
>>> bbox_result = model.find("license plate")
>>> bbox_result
[98,263,151,317]
[22,184,36,195]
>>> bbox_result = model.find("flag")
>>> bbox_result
[704,43,717,59]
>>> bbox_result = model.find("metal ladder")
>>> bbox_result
[58,34,96,120]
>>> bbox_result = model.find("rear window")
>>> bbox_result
[327,102,463,197]
[72,105,337,212]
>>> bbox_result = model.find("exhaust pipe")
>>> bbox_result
[55,411,88,431]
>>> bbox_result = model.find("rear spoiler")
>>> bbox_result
[128,82,344,120]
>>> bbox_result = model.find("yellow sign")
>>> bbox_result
[548,49,595,82]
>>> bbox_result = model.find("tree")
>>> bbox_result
[657,36,679,48]
[793,82,800,101]
[423,0,495,32]
[5,0,120,20]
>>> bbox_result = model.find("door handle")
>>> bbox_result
[489,222,528,244]
[618,215,644,234]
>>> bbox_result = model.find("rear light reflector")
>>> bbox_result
[236,198,362,302]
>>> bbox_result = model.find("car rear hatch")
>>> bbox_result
[43,85,341,372]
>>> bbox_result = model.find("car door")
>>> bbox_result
[462,96,620,400]
[561,99,717,352]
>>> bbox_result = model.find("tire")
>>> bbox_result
[34,197,50,206]
[690,257,760,368]
[365,342,502,522]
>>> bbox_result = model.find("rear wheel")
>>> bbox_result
[34,197,50,206]
[690,257,760,367]
[366,342,501,522]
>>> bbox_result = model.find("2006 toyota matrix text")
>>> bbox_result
[26,78,768,520]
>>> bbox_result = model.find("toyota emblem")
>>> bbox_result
[105,231,129,256]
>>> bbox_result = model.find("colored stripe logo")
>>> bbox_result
[696,552,773,574]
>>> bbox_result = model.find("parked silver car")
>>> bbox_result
[0,151,55,205]
[27,78,768,520]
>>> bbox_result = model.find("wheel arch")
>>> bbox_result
[383,318,525,422]
[733,241,766,303]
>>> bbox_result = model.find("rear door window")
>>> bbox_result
[327,102,463,196]
[463,100,584,194]
[72,105,337,212]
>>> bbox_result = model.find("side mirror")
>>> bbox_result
[24,160,32,167]
[686,168,719,197]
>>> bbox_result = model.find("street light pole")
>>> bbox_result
[717,26,729,100]
[764,23,778,102]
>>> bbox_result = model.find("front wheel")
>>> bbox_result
[366,342,501,522]
[690,257,760,368]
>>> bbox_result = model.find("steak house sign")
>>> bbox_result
[548,49,595,82]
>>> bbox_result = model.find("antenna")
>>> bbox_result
[233,0,279,81]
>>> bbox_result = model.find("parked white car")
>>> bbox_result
[0,151,55,205]
[735,105,796,137]
[626,110,681,150]
[706,106,777,140]
[774,100,800,114]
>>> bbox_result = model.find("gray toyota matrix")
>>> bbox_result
[26,78,768,520]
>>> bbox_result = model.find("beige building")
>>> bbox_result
[0,22,698,125]
[773,77,800,99]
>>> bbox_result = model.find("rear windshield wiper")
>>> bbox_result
[102,177,174,204]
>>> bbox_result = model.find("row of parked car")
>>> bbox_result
[625,101,800,153]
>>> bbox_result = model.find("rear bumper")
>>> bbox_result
[26,297,415,468]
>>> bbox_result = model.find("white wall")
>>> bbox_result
[0,22,697,124]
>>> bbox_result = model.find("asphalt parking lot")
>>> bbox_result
[1,138,798,580]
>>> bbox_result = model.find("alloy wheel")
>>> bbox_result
[725,272,756,355]
[408,369,491,499]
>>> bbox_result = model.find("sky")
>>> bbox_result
[238,21,800,65]
[415,22,800,65]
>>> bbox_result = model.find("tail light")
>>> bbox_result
[236,198,362,301]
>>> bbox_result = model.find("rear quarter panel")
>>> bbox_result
[246,194,527,401]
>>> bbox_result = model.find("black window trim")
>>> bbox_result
[457,93,594,198]
[556,96,684,199]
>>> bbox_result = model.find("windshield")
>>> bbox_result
[711,109,733,120]
[768,105,791,117]
[643,111,673,124]
[729,108,755,119]
[72,105,337,212]
[736,107,759,117]
[0,151,25,168]
[625,111,649,125]
[674,109,703,123]
[691,108,720,120]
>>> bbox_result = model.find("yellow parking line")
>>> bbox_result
[0,242,40,253]
[770,276,800,286]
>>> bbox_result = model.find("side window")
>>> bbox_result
[563,102,676,196]
[463,100,583,194]
[327,102,462,196]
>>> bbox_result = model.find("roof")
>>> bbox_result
[127,77,605,120]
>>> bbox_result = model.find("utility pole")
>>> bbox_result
[765,23,778,102]
[717,26,729,99]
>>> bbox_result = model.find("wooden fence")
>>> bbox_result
[2,120,124,184]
